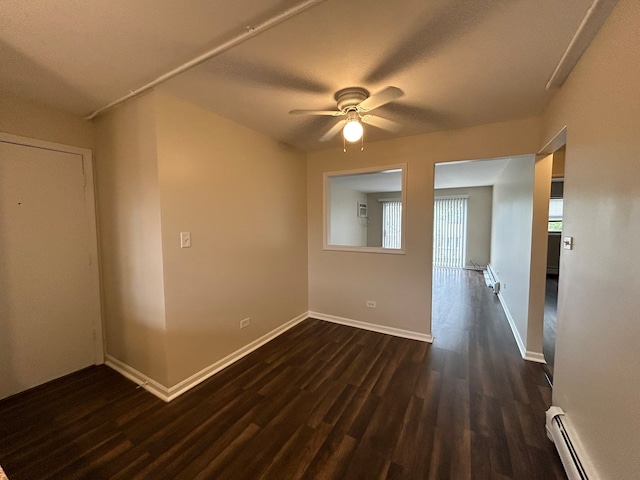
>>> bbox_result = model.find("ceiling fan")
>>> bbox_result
[289,86,404,146]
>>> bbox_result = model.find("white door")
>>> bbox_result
[0,139,102,400]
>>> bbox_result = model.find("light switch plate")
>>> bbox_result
[563,236,573,250]
[180,231,191,248]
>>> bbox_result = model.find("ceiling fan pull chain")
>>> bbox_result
[360,131,364,152]
[343,135,347,153]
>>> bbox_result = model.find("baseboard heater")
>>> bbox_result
[483,267,500,294]
[546,407,591,480]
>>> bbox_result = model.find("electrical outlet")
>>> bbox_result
[240,318,250,329]
[366,300,376,308]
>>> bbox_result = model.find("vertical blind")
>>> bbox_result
[433,196,467,268]
[382,200,402,249]
[548,198,564,220]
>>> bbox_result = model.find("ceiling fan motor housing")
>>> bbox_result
[335,87,369,111]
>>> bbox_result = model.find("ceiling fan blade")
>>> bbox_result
[319,120,346,141]
[358,87,403,112]
[361,115,402,132]
[289,109,344,116]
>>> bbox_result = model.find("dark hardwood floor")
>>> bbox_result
[0,269,566,479]
[543,274,559,382]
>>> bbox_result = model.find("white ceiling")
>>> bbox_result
[1,0,612,151]
[330,170,402,193]
[434,157,514,189]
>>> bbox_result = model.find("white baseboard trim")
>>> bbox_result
[495,291,526,357]
[309,311,434,343]
[524,351,547,364]
[495,292,546,364]
[106,311,309,402]
[105,355,169,402]
[165,312,308,401]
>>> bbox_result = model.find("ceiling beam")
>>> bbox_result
[85,0,327,120]
[546,0,619,90]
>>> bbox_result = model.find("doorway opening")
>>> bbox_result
[431,157,506,345]
[543,146,566,383]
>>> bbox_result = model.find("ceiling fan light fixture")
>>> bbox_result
[343,111,363,142]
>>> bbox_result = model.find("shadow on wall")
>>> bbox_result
[0,39,101,113]
[0,225,18,399]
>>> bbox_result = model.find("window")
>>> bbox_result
[548,198,563,232]
[433,196,467,268]
[382,200,402,249]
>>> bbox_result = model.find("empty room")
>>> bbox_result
[1,0,639,479]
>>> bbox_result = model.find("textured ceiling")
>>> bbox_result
[1,0,607,151]
[435,158,513,189]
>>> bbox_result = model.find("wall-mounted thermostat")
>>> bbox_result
[357,201,367,218]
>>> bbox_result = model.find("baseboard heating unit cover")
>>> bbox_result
[546,407,593,479]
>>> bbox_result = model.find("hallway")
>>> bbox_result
[431,267,566,477]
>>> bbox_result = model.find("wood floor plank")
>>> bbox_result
[257,422,331,480]
[0,270,566,479]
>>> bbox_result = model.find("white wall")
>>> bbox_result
[541,0,640,476]
[329,186,367,246]
[489,157,535,353]
[435,186,493,268]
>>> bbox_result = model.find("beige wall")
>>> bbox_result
[435,186,493,268]
[526,154,553,357]
[552,145,565,178]
[308,117,542,336]
[93,91,169,385]
[0,90,94,148]
[94,91,308,388]
[541,0,640,476]
[154,92,308,386]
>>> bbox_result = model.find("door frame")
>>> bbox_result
[533,126,567,370]
[0,132,104,365]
